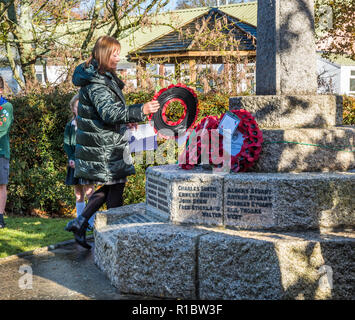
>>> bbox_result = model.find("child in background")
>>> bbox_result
[64,94,95,228]
[0,76,13,229]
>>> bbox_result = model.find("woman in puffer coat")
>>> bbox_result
[65,35,160,249]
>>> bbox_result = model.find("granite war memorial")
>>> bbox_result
[93,0,354,299]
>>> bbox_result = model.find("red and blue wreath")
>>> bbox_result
[179,109,263,172]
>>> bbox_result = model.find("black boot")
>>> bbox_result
[65,215,91,249]
[0,214,5,229]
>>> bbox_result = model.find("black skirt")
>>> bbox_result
[65,166,80,186]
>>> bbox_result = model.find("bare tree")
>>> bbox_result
[0,0,170,90]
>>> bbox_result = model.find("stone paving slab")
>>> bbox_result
[95,202,169,229]
[0,240,158,300]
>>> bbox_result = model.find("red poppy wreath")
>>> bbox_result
[179,109,263,172]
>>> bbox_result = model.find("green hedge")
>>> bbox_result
[343,95,355,125]
[8,87,75,216]
[6,88,355,216]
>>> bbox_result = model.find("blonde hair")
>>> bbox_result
[86,35,121,74]
[69,93,79,120]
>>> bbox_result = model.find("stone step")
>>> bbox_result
[229,95,343,128]
[94,216,355,300]
[146,165,355,231]
[94,203,169,230]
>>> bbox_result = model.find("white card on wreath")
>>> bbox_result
[218,111,241,136]
[231,130,244,156]
[128,124,157,152]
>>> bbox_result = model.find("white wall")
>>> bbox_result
[35,65,67,85]
[316,57,340,94]
[340,66,355,96]
[0,66,23,94]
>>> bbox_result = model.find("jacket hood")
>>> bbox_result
[72,59,125,90]
[72,59,106,87]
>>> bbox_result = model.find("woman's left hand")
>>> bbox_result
[127,123,138,130]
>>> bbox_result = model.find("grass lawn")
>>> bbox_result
[0,216,92,259]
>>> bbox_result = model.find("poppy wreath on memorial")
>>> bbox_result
[179,109,263,172]
[178,115,220,170]
[148,83,199,139]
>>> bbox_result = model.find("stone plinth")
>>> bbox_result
[198,228,355,300]
[146,165,355,231]
[229,95,343,128]
[256,0,317,95]
[94,211,355,300]
[257,127,355,172]
[96,222,208,299]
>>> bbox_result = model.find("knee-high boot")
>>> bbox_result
[65,215,91,249]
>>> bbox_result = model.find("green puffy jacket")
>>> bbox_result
[72,59,146,182]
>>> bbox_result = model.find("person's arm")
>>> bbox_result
[63,123,75,161]
[89,84,146,124]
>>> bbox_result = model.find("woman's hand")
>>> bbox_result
[126,123,138,130]
[142,100,160,115]
[69,160,75,169]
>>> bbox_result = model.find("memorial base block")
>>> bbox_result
[146,165,355,231]
[94,204,355,299]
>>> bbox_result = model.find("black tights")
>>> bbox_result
[81,183,125,221]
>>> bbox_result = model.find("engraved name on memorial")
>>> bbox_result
[171,180,223,226]
[146,176,170,215]
[224,183,274,228]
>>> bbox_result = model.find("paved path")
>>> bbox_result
[0,239,155,300]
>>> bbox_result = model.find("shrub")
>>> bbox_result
[196,92,230,122]
[8,86,76,216]
[343,95,355,125]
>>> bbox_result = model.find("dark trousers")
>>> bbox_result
[81,183,125,221]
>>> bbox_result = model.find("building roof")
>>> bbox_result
[119,2,258,62]
[327,54,355,66]
[128,7,256,57]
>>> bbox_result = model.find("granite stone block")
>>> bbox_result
[229,95,343,128]
[224,172,355,231]
[198,229,355,299]
[146,165,225,226]
[256,0,317,95]
[257,127,355,172]
[111,223,209,299]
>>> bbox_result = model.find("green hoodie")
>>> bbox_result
[0,101,13,159]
